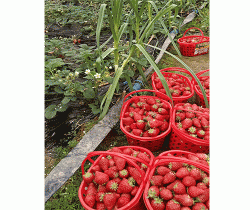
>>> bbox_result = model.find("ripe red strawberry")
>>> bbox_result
[99,157,109,171]
[136,102,145,108]
[112,177,121,184]
[181,118,193,129]
[92,164,101,173]
[187,154,199,161]
[182,176,196,187]
[150,175,164,186]
[98,185,107,193]
[132,128,143,136]
[172,89,181,97]
[155,113,166,121]
[160,188,173,200]
[147,98,156,105]
[196,188,209,203]
[104,167,118,179]
[176,122,183,129]
[185,111,196,119]
[176,112,186,121]
[78,39,81,43]
[122,148,133,155]
[200,117,209,129]
[85,194,96,208]
[96,191,105,202]
[188,126,197,134]
[128,166,144,185]
[196,153,209,161]
[142,130,150,137]
[73,39,77,44]
[94,171,109,185]
[163,171,176,184]
[165,199,181,210]
[192,203,208,210]
[159,121,169,132]
[158,107,168,115]
[206,199,209,209]
[131,186,139,196]
[119,169,129,179]
[151,104,159,112]
[180,207,191,210]
[96,202,106,210]
[202,177,210,186]
[187,186,205,197]
[166,180,181,191]
[141,103,150,111]
[136,120,145,130]
[156,82,163,89]
[183,90,191,96]
[103,193,118,210]
[176,167,190,178]
[82,172,94,184]
[203,135,209,140]
[107,157,115,167]
[157,166,171,175]
[143,115,154,122]
[106,180,119,192]
[130,123,137,130]
[110,147,123,153]
[148,185,160,198]
[133,112,143,121]
[169,162,183,171]
[137,152,151,163]
[190,168,202,181]
[197,182,208,190]
[86,182,97,195]
[122,117,134,126]
[117,194,131,208]
[113,156,126,171]
[151,197,165,210]
[117,178,134,194]
[124,125,132,132]
[173,182,186,194]
[174,194,194,207]
[196,130,205,138]
[148,128,160,137]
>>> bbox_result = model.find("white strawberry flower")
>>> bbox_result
[94,73,101,79]
[85,69,90,74]
[69,73,73,77]
[75,71,79,76]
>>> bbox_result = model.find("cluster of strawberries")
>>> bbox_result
[179,37,201,43]
[146,153,209,210]
[82,147,151,210]
[152,73,192,98]
[174,103,209,141]
[195,76,210,97]
[121,97,171,137]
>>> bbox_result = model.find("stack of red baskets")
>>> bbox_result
[177,27,210,57]
[120,89,172,152]
[151,67,194,105]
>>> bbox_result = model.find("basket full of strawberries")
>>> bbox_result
[78,146,155,210]
[170,103,210,153]
[192,70,210,107]
[120,89,173,152]
[143,151,210,210]
[151,67,194,105]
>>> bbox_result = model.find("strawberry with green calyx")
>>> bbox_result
[185,111,196,119]
[117,178,134,194]
[106,180,119,192]
[86,182,97,195]
[130,123,137,130]
[157,166,171,176]
[148,128,160,137]
[196,130,206,138]
[158,107,168,115]
[142,130,150,137]
[169,162,183,171]
[176,112,186,121]
[163,171,176,184]
[138,109,144,116]
[190,168,202,181]
[131,128,143,137]
[189,134,197,138]
[176,167,190,179]
[117,194,131,208]
[147,97,156,105]
[127,166,145,185]
[165,199,181,210]
[176,122,183,129]
[191,104,199,111]
[103,193,118,210]
[85,194,96,208]
[112,177,121,185]
[104,167,118,179]
[159,121,169,132]
[187,186,205,198]
[166,180,182,191]
[192,118,201,128]
[146,111,157,117]
[91,164,101,173]
[174,194,194,207]
[136,101,145,108]
[188,126,197,134]
[113,156,126,171]
[172,89,181,97]
[124,112,130,117]
[131,186,139,196]
[202,177,209,186]
[187,154,199,161]
[124,125,132,133]
[151,104,159,112]
[148,185,160,198]
[99,157,110,171]
[140,163,148,171]
[96,191,105,202]
[94,171,110,185]
[136,120,146,130]
[128,176,136,185]
[200,117,209,129]
[96,202,106,210]
[141,103,151,111]
[151,197,165,210]
[150,175,164,186]
[122,148,133,155]
[137,152,151,163]
[192,202,208,210]
[197,182,208,190]
[173,182,186,194]
[195,189,209,203]
[182,176,196,187]
[183,91,191,96]
[143,115,154,122]
[181,118,193,129]
[98,184,107,193]
[119,169,129,179]
[159,188,173,201]
[122,117,134,126]
[82,172,94,184]
[147,119,164,128]
[154,113,166,121]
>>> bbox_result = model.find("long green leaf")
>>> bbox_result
[96,4,107,49]
[96,48,115,63]
[118,23,128,42]
[145,43,209,108]
[135,43,173,105]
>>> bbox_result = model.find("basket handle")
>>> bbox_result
[158,67,194,79]
[120,89,172,119]
[196,69,209,77]
[153,156,209,173]
[183,27,204,37]
[158,150,204,158]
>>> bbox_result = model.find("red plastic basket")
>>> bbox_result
[169,103,209,153]
[192,69,210,107]
[78,146,154,210]
[120,89,173,152]
[143,155,209,210]
[177,27,210,57]
[151,67,194,104]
